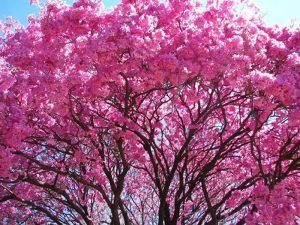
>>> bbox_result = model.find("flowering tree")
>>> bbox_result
[0,0,299,224]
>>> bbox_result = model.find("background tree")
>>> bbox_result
[0,0,299,224]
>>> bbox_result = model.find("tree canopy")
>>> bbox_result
[0,0,299,224]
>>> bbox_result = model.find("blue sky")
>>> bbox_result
[0,0,299,27]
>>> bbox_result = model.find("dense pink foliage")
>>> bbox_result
[0,0,299,224]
